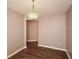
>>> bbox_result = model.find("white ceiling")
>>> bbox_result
[7,0,72,17]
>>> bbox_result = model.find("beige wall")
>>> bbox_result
[38,14,66,49]
[66,5,72,58]
[7,8,24,56]
[27,20,38,41]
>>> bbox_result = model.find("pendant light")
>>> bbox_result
[28,0,39,20]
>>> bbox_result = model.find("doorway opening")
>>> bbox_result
[26,20,39,48]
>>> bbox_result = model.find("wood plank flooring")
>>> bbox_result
[9,46,68,59]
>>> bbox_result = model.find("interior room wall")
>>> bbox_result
[7,8,24,56]
[26,20,38,42]
[24,17,27,47]
[66,5,72,58]
[38,14,66,49]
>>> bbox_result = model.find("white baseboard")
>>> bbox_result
[27,40,38,42]
[65,50,71,59]
[8,46,26,58]
[38,45,66,51]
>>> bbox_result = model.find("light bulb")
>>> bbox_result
[28,12,39,20]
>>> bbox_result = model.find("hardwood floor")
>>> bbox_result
[27,41,38,48]
[9,46,68,59]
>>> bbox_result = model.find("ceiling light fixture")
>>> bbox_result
[28,0,39,20]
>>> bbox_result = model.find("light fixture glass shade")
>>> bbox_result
[28,12,39,20]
